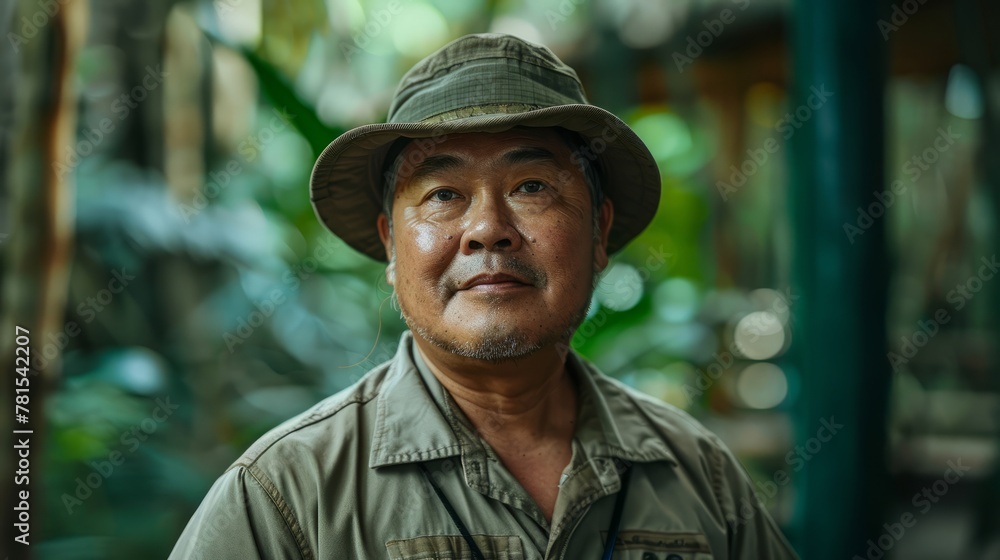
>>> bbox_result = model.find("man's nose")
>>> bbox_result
[460,195,522,255]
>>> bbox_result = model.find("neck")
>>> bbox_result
[413,335,579,447]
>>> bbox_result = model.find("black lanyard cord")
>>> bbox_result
[418,463,487,560]
[601,463,632,560]
[418,461,633,560]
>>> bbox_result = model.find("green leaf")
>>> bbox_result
[239,47,343,157]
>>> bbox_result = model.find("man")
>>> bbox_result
[170,33,799,559]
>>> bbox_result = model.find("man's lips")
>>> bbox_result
[459,273,532,291]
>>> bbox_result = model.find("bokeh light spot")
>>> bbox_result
[737,363,788,409]
[734,311,785,360]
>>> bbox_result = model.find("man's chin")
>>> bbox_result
[398,296,592,363]
[409,324,544,364]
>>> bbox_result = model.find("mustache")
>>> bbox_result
[445,255,547,291]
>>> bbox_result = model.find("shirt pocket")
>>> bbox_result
[607,531,714,560]
[385,534,524,560]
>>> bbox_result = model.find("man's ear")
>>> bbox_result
[594,198,614,273]
[376,213,395,285]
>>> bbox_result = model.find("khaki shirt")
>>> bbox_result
[169,331,798,559]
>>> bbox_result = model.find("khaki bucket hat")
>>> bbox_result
[309,33,661,262]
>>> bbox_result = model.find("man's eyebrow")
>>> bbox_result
[407,154,465,184]
[499,147,561,167]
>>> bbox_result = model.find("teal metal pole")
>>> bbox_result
[788,1,890,558]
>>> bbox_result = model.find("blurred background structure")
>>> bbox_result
[1,0,999,558]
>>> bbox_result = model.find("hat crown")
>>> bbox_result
[387,33,589,125]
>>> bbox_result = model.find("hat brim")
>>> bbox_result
[309,104,660,262]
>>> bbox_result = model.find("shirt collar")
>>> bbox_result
[369,331,678,469]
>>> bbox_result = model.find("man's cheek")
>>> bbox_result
[554,188,592,214]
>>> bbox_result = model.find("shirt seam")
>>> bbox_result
[707,435,737,528]
[245,464,314,560]
[230,386,382,470]
[375,444,465,464]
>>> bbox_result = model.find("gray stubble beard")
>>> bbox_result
[398,290,593,364]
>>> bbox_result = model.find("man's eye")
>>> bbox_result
[430,189,458,202]
[516,181,547,194]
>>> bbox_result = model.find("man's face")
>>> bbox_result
[376,127,614,362]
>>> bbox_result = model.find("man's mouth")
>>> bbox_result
[459,273,532,291]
